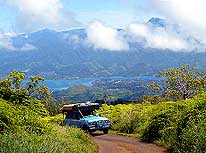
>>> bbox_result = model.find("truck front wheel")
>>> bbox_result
[82,124,89,132]
[103,129,108,134]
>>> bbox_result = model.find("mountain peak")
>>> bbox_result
[147,18,167,27]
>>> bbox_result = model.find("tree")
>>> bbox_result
[149,65,206,101]
[142,95,165,104]
[27,76,51,104]
[8,72,25,89]
[27,76,45,92]
[0,79,13,101]
[0,72,51,105]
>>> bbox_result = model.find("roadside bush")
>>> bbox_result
[98,92,206,152]
[0,98,49,133]
[98,104,142,133]
[0,126,97,153]
[0,99,17,130]
[42,114,63,126]
[172,118,206,153]
[0,72,97,153]
[0,99,97,153]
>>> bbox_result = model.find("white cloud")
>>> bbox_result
[128,23,190,51]
[154,0,206,45]
[0,32,36,51]
[86,21,129,51]
[19,43,36,51]
[3,0,80,33]
[0,32,15,50]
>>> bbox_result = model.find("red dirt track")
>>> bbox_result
[93,134,168,153]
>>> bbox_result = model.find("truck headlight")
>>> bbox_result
[92,121,97,125]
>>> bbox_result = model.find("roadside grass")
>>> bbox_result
[0,72,97,153]
[0,126,97,153]
[97,92,206,153]
[0,99,97,153]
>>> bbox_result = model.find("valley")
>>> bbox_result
[50,76,163,102]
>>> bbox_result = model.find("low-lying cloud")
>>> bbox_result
[0,32,15,50]
[128,23,190,51]
[85,0,206,52]
[86,20,193,51]
[19,43,37,51]
[0,32,36,51]
[154,0,206,46]
[87,21,129,51]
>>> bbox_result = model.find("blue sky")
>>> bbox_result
[0,0,160,33]
[0,6,15,32]
[0,0,206,51]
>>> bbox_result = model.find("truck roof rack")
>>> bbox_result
[60,102,100,112]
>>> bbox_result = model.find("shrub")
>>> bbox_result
[42,114,63,126]
[0,99,17,130]
[98,92,206,152]
[0,72,97,153]
[0,126,97,153]
[172,118,206,153]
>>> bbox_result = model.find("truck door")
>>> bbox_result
[70,111,82,128]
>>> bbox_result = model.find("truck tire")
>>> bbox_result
[82,124,89,132]
[103,129,109,134]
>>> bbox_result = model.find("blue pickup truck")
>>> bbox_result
[61,103,110,134]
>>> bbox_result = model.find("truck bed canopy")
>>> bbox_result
[61,103,100,112]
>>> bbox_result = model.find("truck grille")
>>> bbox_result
[88,120,110,126]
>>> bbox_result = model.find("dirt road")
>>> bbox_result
[92,134,168,153]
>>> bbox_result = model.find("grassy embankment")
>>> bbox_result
[97,92,206,153]
[0,99,97,153]
[0,72,97,153]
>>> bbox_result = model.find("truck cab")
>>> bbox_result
[61,103,110,134]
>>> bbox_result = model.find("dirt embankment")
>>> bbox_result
[93,134,168,153]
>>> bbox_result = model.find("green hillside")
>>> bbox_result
[97,92,206,152]
[0,72,97,153]
[96,65,206,153]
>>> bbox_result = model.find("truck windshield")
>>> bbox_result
[84,115,94,118]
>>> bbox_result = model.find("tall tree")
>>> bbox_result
[0,72,51,105]
[149,65,206,101]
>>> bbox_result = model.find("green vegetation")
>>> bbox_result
[52,84,135,102]
[97,65,206,153]
[97,92,206,152]
[0,72,97,153]
[1,28,206,80]
[1,65,205,153]
[52,78,162,103]
[149,64,206,101]
[0,126,96,153]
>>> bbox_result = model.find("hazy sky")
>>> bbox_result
[0,0,160,33]
[1,0,206,51]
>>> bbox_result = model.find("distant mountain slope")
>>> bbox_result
[0,18,205,79]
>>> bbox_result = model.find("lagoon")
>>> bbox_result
[45,76,161,91]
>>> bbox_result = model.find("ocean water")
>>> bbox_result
[45,78,94,91]
[45,76,161,91]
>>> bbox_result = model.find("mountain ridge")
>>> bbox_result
[0,18,205,79]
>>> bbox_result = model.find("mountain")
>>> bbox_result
[0,18,205,79]
[147,17,167,27]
